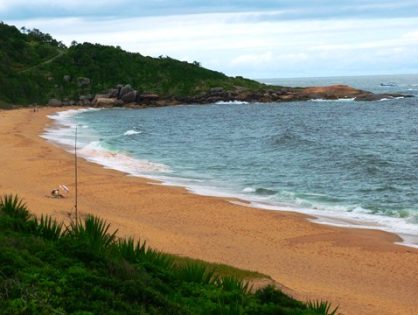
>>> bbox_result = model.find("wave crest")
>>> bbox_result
[124,129,142,136]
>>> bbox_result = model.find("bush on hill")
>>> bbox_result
[0,22,264,107]
[0,194,338,314]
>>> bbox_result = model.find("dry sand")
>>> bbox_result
[0,107,417,315]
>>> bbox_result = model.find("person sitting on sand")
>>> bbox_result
[51,188,64,198]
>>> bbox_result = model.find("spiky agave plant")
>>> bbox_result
[0,194,31,221]
[306,300,339,315]
[216,276,252,295]
[34,214,63,241]
[176,262,217,285]
[116,237,147,262]
[142,249,175,270]
[66,215,118,251]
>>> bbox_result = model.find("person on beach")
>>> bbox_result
[50,185,69,198]
[51,188,63,198]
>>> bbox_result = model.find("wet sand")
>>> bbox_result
[0,107,417,315]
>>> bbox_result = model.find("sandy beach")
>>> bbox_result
[1,107,417,315]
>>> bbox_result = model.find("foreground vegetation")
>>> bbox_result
[0,22,264,107]
[0,194,338,314]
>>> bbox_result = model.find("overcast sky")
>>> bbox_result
[2,1,418,78]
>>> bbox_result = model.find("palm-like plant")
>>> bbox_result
[142,249,175,270]
[0,194,31,221]
[176,263,217,285]
[65,215,118,251]
[34,214,63,240]
[116,237,147,262]
[306,300,339,315]
[216,276,252,294]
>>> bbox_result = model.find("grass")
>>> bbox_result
[0,194,339,314]
[169,255,267,281]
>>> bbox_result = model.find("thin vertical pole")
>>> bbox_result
[74,125,78,225]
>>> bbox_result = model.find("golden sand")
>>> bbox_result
[0,107,417,315]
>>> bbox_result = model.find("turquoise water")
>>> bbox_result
[44,74,418,246]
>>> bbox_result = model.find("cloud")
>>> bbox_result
[1,0,418,20]
[231,52,274,66]
[3,4,418,78]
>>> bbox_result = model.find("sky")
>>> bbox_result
[1,1,418,78]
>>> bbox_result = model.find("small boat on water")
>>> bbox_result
[380,82,397,87]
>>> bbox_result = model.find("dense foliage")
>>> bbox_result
[0,194,338,314]
[0,22,264,107]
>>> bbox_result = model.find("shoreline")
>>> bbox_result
[1,107,417,315]
[45,106,418,249]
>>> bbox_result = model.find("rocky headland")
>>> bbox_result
[66,83,412,108]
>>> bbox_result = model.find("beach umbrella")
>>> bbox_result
[60,185,70,193]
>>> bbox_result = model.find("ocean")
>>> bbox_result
[43,74,418,247]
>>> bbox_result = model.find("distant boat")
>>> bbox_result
[380,82,397,87]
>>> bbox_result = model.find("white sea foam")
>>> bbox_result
[43,108,170,176]
[230,200,418,248]
[142,172,418,248]
[215,100,249,105]
[379,96,404,101]
[310,98,356,102]
[155,178,418,248]
[124,129,142,136]
[78,141,170,174]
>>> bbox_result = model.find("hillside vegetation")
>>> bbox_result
[0,22,264,107]
[0,194,338,314]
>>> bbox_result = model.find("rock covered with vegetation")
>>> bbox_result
[0,194,338,314]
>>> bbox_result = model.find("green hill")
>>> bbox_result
[0,194,336,314]
[0,22,264,107]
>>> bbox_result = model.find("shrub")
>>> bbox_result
[216,276,252,295]
[176,263,217,285]
[306,300,339,315]
[255,285,304,309]
[116,237,147,263]
[0,194,31,222]
[34,214,63,241]
[142,249,175,270]
[64,215,118,252]
[0,194,33,231]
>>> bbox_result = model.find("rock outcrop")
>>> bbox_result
[90,84,160,107]
[85,83,412,108]
[120,90,137,103]
[48,98,62,106]
[93,97,123,107]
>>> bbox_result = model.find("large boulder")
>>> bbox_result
[48,98,62,106]
[79,95,93,106]
[121,90,137,103]
[137,93,159,104]
[301,85,367,99]
[108,88,119,98]
[119,84,133,98]
[93,97,123,107]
